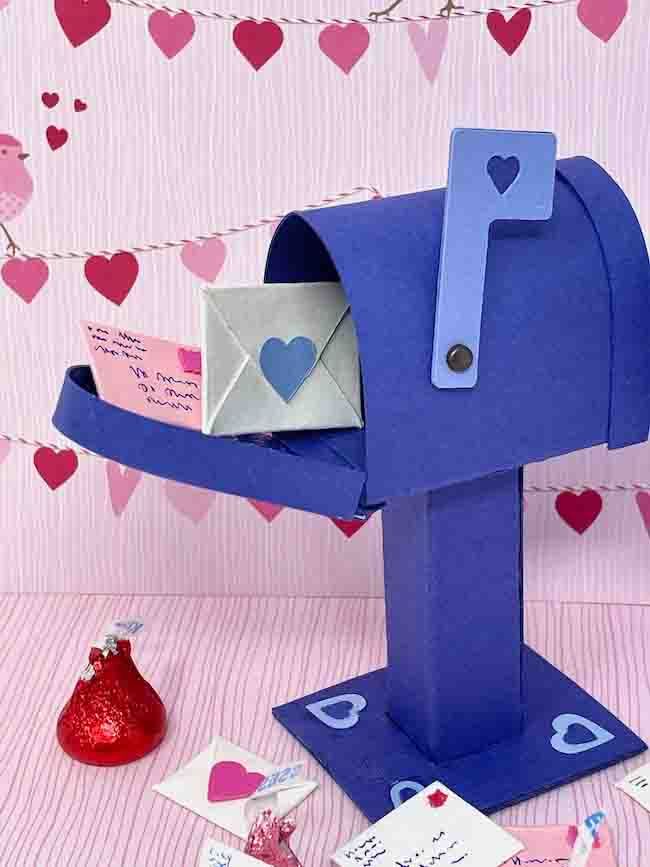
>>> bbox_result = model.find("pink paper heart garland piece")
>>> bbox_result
[34,447,78,491]
[486,9,532,56]
[248,499,285,523]
[106,462,142,517]
[1,257,49,303]
[319,23,370,74]
[555,490,603,535]
[636,492,650,537]
[180,238,227,282]
[208,761,266,803]
[233,21,284,71]
[148,11,196,59]
[165,479,216,524]
[55,0,111,48]
[577,0,628,43]
[407,21,448,84]
[84,252,139,306]
[331,517,369,539]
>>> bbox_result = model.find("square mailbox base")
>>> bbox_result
[273,646,646,823]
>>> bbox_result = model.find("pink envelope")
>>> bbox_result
[83,321,201,430]
[503,824,617,865]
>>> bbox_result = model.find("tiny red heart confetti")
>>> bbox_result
[428,789,448,808]
[74,98,88,112]
[555,490,603,535]
[34,447,78,490]
[41,92,60,109]
[46,126,69,151]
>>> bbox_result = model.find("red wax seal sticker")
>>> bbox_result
[428,789,448,808]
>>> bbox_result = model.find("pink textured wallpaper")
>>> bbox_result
[1,0,649,598]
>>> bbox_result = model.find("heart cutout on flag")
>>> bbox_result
[486,9,532,56]
[55,0,111,47]
[34,447,78,490]
[84,252,139,306]
[148,10,196,59]
[106,462,142,517]
[487,155,520,194]
[233,21,284,71]
[180,238,227,283]
[207,761,265,803]
[1,257,49,303]
[165,479,215,524]
[555,490,603,534]
[319,23,370,74]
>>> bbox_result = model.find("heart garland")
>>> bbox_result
[318,24,370,75]
[33,447,79,490]
[555,490,603,535]
[1,258,49,303]
[148,11,196,59]
[486,9,532,56]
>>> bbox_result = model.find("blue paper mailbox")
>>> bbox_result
[53,130,650,823]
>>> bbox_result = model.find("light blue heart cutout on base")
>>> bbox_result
[260,336,317,403]
[550,713,615,755]
[306,694,367,730]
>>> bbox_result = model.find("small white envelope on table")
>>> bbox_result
[153,736,318,840]
[201,282,363,437]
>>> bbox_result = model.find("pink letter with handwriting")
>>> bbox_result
[83,321,201,430]
[503,824,617,866]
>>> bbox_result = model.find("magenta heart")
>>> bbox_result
[636,492,650,537]
[55,0,111,47]
[578,0,628,42]
[207,761,265,803]
[178,347,201,375]
[46,125,68,151]
[106,462,142,517]
[84,252,139,306]
[1,257,49,303]
[165,479,215,524]
[180,238,227,282]
[319,23,370,74]
[407,21,448,84]
[148,10,196,59]
[331,516,369,538]
[233,21,284,71]
[33,447,78,491]
[42,91,60,109]
[248,499,284,523]
[74,98,87,112]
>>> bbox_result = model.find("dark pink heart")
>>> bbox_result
[148,10,195,59]
[331,517,369,538]
[1,257,49,303]
[248,499,284,523]
[233,21,284,71]
[33,447,78,490]
[207,761,265,803]
[55,0,111,48]
[74,98,87,112]
[46,125,69,151]
[84,252,139,305]
[636,492,650,537]
[318,23,370,74]
[42,91,60,109]
[178,347,201,375]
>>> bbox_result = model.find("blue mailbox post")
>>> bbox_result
[53,131,650,823]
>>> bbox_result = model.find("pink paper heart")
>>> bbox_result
[407,21,448,83]
[165,479,215,524]
[636,492,650,537]
[180,238,227,282]
[106,462,142,517]
[207,761,265,803]
[577,0,628,42]
[319,23,370,74]
[1,257,49,303]
[248,499,284,523]
[331,516,369,538]
[0,440,10,464]
[33,447,78,491]
[233,21,284,71]
[178,348,202,375]
[148,10,196,59]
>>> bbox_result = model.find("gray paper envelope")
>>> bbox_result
[201,282,363,437]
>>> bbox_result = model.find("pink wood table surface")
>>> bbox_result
[0,595,648,867]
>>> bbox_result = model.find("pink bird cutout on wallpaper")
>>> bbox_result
[0,133,33,257]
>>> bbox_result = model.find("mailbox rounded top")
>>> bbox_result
[265,158,650,503]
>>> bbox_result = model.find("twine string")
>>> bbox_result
[109,0,578,25]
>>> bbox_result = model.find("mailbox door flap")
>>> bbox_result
[266,158,649,502]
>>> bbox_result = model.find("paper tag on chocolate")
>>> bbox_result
[198,839,260,867]
[250,762,306,799]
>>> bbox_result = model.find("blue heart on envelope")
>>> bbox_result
[260,336,317,403]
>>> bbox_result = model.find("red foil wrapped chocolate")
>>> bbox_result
[57,638,167,766]
[245,810,302,867]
